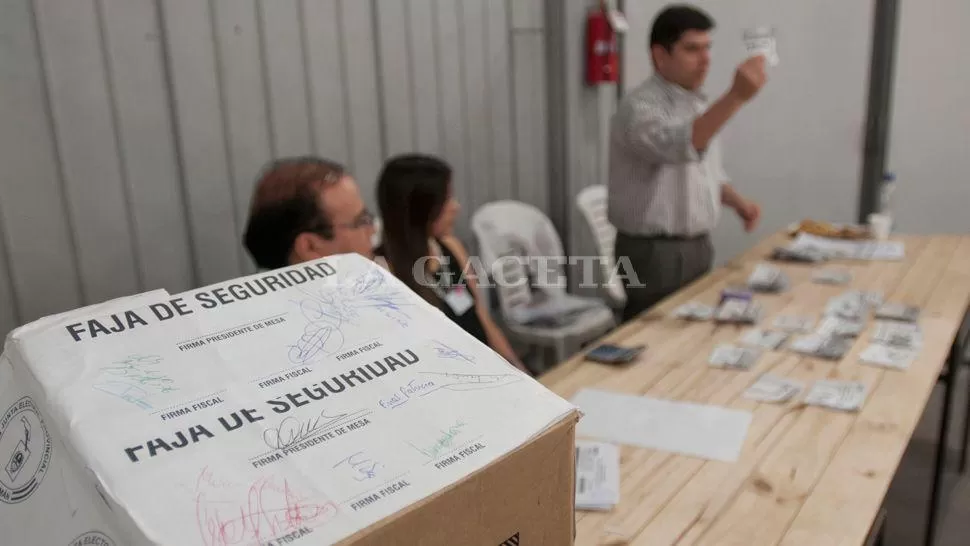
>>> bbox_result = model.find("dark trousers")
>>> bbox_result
[614,232,714,322]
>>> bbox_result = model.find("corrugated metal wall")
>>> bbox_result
[0,0,549,334]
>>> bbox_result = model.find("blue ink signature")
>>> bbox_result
[92,381,153,410]
[419,372,522,394]
[431,340,476,364]
[98,355,178,394]
[408,422,466,461]
[287,269,414,364]
[378,379,437,410]
[333,451,381,481]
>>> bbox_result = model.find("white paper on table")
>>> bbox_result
[872,320,923,348]
[708,344,761,370]
[817,316,865,338]
[805,380,868,412]
[672,301,714,321]
[575,441,620,511]
[740,328,789,350]
[572,389,752,463]
[791,233,905,261]
[773,315,816,333]
[743,374,804,403]
[859,344,916,370]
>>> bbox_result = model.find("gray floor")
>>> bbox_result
[884,368,970,546]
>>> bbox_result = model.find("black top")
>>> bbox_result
[375,239,488,345]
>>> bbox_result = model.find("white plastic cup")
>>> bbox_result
[868,213,892,241]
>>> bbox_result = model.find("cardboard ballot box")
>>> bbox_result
[0,255,578,546]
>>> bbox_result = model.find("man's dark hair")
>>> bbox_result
[243,156,345,269]
[649,4,714,52]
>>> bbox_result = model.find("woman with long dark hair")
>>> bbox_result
[376,154,528,374]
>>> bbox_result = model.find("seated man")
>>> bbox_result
[243,156,376,268]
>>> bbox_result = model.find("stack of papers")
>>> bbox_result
[709,345,762,370]
[743,374,804,403]
[715,299,763,325]
[574,441,620,511]
[748,263,790,293]
[789,233,905,261]
[860,321,922,370]
[874,302,920,323]
[804,380,868,412]
[672,301,715,321]
[825,290,881,321]
[739,328,789,350]
[770,246,828,263]
[773,315,816,333]
[790,333,854,360]
[572,389,752,463]
[816,316,865,338]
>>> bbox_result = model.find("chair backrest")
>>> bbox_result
[576,185,626,304]
[371,216,383,248]
[471,201,569,318]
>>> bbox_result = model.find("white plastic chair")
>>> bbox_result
[576,185,627,309]
[471,201,616,368]
[371,216,383,249]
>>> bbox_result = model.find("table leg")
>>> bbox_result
[925,344,958,546]
[961,384,970,474]
[960,355,970,474]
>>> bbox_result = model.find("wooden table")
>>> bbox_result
[541,233,970,546]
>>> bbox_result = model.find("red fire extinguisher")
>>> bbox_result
[586,1,620,85]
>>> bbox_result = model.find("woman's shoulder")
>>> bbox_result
[437,235,469,261]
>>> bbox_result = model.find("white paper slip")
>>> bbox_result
[715,299,763,324]
[743,27,779,66]
[812,267,852,285]
[575,441,620,511]
[875,302,920,323]
[791,233,905,261]
[790,334,853,360]
[773,315,816,333]
[860,344,916,370]
[572,389,752,463]
[740,328,789,350]
[747,263,788,292]
[872,320,923,348]
[672,301,714,321]
[805,380,868,412]
[743,374,804,403]
[816,316,865,338]
[709,344,762,370]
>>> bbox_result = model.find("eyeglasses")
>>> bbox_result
[332,209,375,231]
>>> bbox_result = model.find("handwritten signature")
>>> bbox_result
[94,355,178,410]
[408,422,466,461]
[92,381,153,410]
[418,371,522,393]
[195,474,337,546]
[430,340,476,364]
[262,409,362,451]
[333,451,381,482]
[379,379,437,410]
[287,271,413,364]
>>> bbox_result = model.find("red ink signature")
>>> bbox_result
[195,475,338,546]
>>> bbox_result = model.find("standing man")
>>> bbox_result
[609,4,766,320]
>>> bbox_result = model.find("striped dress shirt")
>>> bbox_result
[608,74,729,237]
